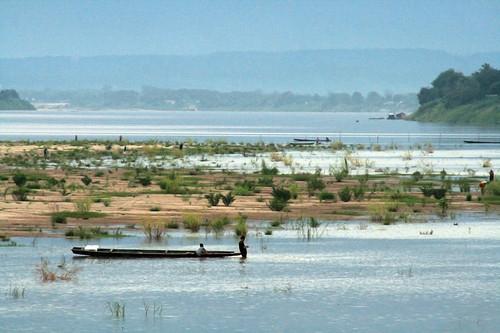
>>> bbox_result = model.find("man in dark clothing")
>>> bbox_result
[490,169,495,182]
[239,236,248,258]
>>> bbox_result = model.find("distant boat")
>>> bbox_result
[293,137,331,143]
[72,246,241,258]
[464,140,500,144]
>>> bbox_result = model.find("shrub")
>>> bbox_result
[149,206,161,212]
[338,186,352,202]
[158,176,186,194]
[433,188,447,200]
[210,216,230,235]
[81,175,92,186]
[466,193,472,201]
[353,186,365,200]
[51,213,67,224]
[205,193,221,206]
[221,192,236,207]
[11,187,29,201]
[486,181,500,196]
[318,191,336,202]
[289,183,299,199]
[183,214,201,232]
[74,198,92,213]
[261,161,279,176]
[142,220,165,241]
[167,221,179,229]
[137,175,152,186]
[291,173,312,182]
[257,175,274,186]
[12,173,27,187]
[271,186,292,202]
[234,214,248,237]
[307,176,325,195]
[268,198,288,211]
[233,180,256,196]
[420,184,434,197]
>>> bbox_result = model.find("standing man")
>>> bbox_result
[489,169,495,182]
[239,236,248,258]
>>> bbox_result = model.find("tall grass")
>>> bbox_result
[183,214,201,232]
[142,220,166,241]
[107,302,125,319]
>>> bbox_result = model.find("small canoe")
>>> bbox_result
[293,138,331,142]
[71,246,241,258]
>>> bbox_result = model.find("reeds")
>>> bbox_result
[142,220,166,241]
[37,258,81,282]
[107,301,125,319]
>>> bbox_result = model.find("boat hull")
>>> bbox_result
[71,247,241,258]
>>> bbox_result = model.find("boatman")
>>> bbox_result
[239,236,248,258]
[196,243,207,256]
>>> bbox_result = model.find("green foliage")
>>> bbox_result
[11,187,30,201]
[338,186,352,202]
[268,198,288,211]
[486,181,500,196]
[0,89,35,110]
[13,173,27,187]
[81,175,92,186]
[257,175,274,186]
[158,174,187,194]
[352,185,365,200]
[307,175,325,196]
[136,174,152,186]
[233,180,256,196]
[183,214,201,232]
[234,214,248,237]
[65,226,117,239]
[205,193,221,206]
[210,216,230,235]
[221,192,236,207]
[318,191,336,202]
[412,171,423,182]
[271,186,292,202]
[260,160,279,176]
[466,193,472,201]
[51,214,67,224]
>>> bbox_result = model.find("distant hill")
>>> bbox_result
[0,89,35,110]
[410,64,500,126]
[1,49,500,93]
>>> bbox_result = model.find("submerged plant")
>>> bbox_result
[107,301,125,319]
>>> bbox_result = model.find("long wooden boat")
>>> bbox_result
[464,140,500,144]
[293,137,331,142]
[71,246,241,258]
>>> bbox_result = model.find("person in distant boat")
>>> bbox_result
[239,236,248,258]
[196,243,207,256]
[489,169,495,182]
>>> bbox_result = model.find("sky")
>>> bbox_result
[0,0,499,58]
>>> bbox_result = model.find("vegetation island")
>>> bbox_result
[0,89,35,110]
[410,64,500,126]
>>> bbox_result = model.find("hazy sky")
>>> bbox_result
[1,0,499,58]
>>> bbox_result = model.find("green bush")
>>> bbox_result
[11,187,30,201]
[466,193,472,201]
[412,171,423,181]
[318,191,336,202]
[51,213,67,224]
[221,192,236,207]
[183,214,201,232]
[137,175,152,186]
[261,161,279,176]
[271,186,292,202]
[486,181,500,196]
[307,176,325,195]
[268,198,288,211]
[234,214,248,237]
[257,175,274,186]
[205,193,221,206]
[353,186,365,200]
[12,173,27,187]
[81,175,92,186]
[338,186,352,202]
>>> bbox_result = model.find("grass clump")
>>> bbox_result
[268,186,292,211]
[338,186,352,202]
[65,226,119,239]
[183,214,202,232]
[234,214,248,237]
[142,220,166,241]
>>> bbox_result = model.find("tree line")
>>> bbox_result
[23,87,417,111]
[418,64,500,108]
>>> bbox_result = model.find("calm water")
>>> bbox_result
[0,109,498,147]
[1,214,500,332]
